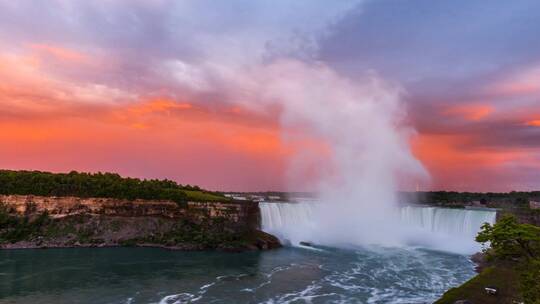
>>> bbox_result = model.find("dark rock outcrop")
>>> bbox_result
[0,195,280,251]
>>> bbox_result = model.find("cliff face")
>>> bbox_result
[0,195,279,251]
[496,209,540,226]
[0,195,259,228]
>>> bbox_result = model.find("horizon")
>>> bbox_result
[1,1,539,192]
[1,168,539,195]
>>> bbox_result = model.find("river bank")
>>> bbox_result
[435,214,540,303]
[435,262,520,304]
[0,195,280,252]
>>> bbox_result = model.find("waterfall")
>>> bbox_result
[260,201,317,233]
[259,202,497,253]
[259,202,318,246]
[400,206,497,239]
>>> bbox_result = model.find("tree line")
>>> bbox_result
[477,215,540,303]
[403,191,540,208]
[0,170,214,203]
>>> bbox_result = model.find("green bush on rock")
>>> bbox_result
[0,204,51,243]
[476,215,540,304]
[436,215,540,304]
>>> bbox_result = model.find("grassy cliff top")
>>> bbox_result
[435,265,520,304]
[0,170,227,203]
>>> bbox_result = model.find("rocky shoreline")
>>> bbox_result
[0,230,281,252]
[470,252,488,273]
[0,195,281,252]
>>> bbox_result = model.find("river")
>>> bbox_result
[0,205,496,303]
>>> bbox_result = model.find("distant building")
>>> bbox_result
[469,200,488,207]
[268,196,281,200]
[232,196,247,201]
[530,201,540,210]
[249,196,265,202]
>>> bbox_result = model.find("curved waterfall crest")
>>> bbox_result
[259,202,497,254]
[400,206,497,238]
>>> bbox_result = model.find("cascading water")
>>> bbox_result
[259,202,497,254]
[400,206,497,239]
[399,206,497,253]
[260,202,318,246]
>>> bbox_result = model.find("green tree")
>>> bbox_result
[476,215,540,260]
[0,170,229,204]
[476,215,540,303]
[520,259,540,304]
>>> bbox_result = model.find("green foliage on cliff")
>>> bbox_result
[1,202,271,250]
[434,266,520,304]
[476,215,540,303]
[0,204,51,243]
[134,217,250,249]
[521,259,540,304]
[0,170,227,203]
[477,215,540,260]
[437,215,540,303]
[184,190,227,202]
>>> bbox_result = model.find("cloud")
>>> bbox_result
[526,120,540,127]
[0,1,361,96]
[443,104,494,121]
[29,43,89,63]
[486,65,540,96]
[1,0,539,192]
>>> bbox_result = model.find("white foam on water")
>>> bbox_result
[157,293,191,304]
[143,245,474,304]
[156,281,216,304]
[260,202,497,254]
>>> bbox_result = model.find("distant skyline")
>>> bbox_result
[1,0,539,192]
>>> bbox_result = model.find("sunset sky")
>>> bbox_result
[1,0,539,192]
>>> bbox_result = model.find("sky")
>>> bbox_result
[0,0,539,192]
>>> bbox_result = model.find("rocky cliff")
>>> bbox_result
[0,195,280,251]
[497,209,540,226]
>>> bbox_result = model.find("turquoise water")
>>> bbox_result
[0,246,474,304]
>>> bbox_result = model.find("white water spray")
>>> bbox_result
[198,60,427,247]
[248,61,427,247]
[159,1,428,248]
[400,206,497,253]
[260,202,496,253]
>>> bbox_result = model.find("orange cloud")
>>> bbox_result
[0,103,290,190]
[128,98,193,115]
[526,119,540,127]
[412,132,539,191]
[414,134,531,169]
[443,104,494,121]
[0,81,298,190]
[29,43,89,63]
[487,66,540,96]
[0,48,134,122]
[2,46,537,191]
